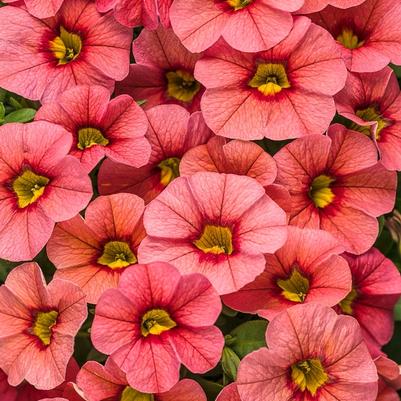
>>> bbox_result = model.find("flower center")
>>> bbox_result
[277,269,310,303]
[350,106,390,140]
[249,63,290,96]
[309,175,335,208]
[339,288,358,315]
[226,0,252,10]
[291,359,328,396]
[49,26,82,65]
[194,225,233,255]
[337,28,364,50]
[77,127,109,150]
[32,310,59,346]
[166,70,201,103]
[120,386,155,401]
[97,241,137,270]
[141,309,177,337]
[158,157,181,186]
[12,170,49,208]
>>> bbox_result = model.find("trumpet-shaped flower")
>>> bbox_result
[170,0,302,52]
[338,248,401,356]
[274,125,397,254]
[35,85,151,173]
[0,122,92,262]
[310,0,401,72]
[223,227,351,319]
[335,67,401,171]
[237,303,378,401]
[98,105,212,203]
[0,263,87,390]
[91,262,224,393]
[138,172,288,294]
[47,194,146,304]
[78,358,207,401]
[116,27,204,112]
[195,17,347,140]
[0,0,132,103]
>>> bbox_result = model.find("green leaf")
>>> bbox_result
[0,102,5,121]
[4,108,36,124]
[229,320,268,358]
[136,99,147,106]
[196,377,223,401]
[8,96,23,110]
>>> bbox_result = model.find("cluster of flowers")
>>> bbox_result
[0,0,400,400]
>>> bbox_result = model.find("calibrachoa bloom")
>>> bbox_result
[91,262,224,393]
[310,0,401,72]
[237,303,378,401]
[195,17,347,140]
[338,248,401,356]
[139,172,288,294]
[35,85,151,173]
[98,105,212,203]
[223,227,351,319]
[0,0,132,103]
[96,0,173,28]
[3,0,65,18]
[77,358,207,400]
[335,67,401,171]
[0,263,87,390]
[47,193,145,304]
[170,0,302,53]
[0,122,92,262]
[297,0,365,13]
[116,27,204,112]
[0,359,80,401]
[274,124,397,254]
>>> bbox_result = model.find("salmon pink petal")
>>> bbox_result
[222,3,292,53]
[121,337,180,393]
[170,274,221,327]
[180,137,277,186]
[118,263,181,308]
[299,0,365,13]
[91,289,141,355]
[24,0,64,18]
[169,326,224,373]
[216,383,241,401]
[158,379,207,401]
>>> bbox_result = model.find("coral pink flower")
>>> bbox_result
[223,227,351,319]
[35,85,151,173]
[116,27,204,112]
[0,0,132,103]
[47,194,145,304]
[274,124,397,254]
[335,67,401,171]
[216,383,241,401]
[337,248,401,356]
[78,358,207,401]
[98,105,212,203]
[96,0,172,28]
[0,359,80,401]
[0,122,92,262]
[375,356,401,401]
[237,303,378,401]
[3,0,64,18]
[0,263,87,390]
[138,172,287,294]
[310,0,401,72]
[195,18,347,140]
[170,0,302,53]
[297,0,365,13]
[91,262,224,393]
